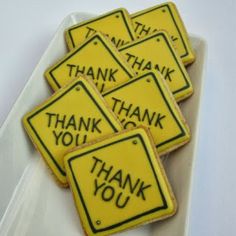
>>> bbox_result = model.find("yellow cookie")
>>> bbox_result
[65,8,136,50]
[131,2,195,65]
[23,76,122,186]
[119,31,193,102]
[45,32,136,93]
[64,127,177,236]
[103,71,190,155]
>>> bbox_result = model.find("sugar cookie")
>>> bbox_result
[119,31,193,102]
[64,127,177,236]
[23,76,122,186]
[131,2,195,65]
[103,71,190,155]
[45,32,136,92]
[65,8,136,50]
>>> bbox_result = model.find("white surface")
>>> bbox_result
[0,0,235,236]
[0,12,206,236]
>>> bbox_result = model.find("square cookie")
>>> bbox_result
[45,32,136,92]
[64,127,177,236]
[131,2,195,65]
[65,8,136,50]
[103,71,190,155]
[23,76,122,186]
[119,31,193,102]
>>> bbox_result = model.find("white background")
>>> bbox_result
[0,0,236,235]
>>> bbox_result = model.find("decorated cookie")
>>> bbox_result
[23,76,122,186]
[65,8,136,50]
[45,32,136,93]
[119,31,193,102]
[103,71,190,155]
[131,2,195,65]
[64,127,177,236]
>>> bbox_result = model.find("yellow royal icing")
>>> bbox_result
[23,76,122,186]
[131,2,195,65]
[65,8,136,50]
[45,32,136,93]
[119,31,193,102]
[103,71,190,155]
[64,127,176,236]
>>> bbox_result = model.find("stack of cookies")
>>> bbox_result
[23,2,195,236]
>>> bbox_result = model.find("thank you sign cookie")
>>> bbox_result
[103,71,190,155]
[45,33,136,93]
[119,31,193,102]
[131,2,195,65]
[64,128,176,236]
[65,8,136,50]
[23,76,122,185]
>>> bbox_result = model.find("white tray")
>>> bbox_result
[0,12,207,236]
